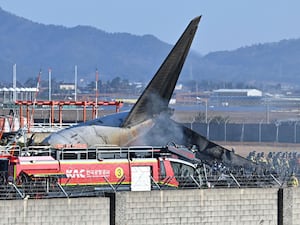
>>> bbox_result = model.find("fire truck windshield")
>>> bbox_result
[169,159,196,178]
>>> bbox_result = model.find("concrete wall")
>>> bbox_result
[0,197,110,225]
[115,189,278,225]
[2,188,300,225]
[283,188,300,225]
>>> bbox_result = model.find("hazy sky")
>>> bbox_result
[1,1,300,54]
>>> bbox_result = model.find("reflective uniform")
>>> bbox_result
[287,175,299,187]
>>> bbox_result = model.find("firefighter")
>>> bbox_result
[257,152,267,166]
[287,173,299,187]
[266,152,275,171]
[282,153,290,175]
[273,152,282,174]
[247,151,256,162]
[296,154,300,174]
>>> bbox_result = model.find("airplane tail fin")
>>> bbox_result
[121,16,201,128]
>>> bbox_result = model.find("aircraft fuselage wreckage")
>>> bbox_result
[43,16,263,173]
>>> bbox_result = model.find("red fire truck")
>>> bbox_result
[0,144,202,195]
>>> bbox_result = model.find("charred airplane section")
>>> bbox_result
[42,16,267,176]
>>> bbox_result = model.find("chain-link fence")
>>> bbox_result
[185,121,300,143]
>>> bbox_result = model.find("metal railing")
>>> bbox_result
[2,145,162,161]
[30,122,76,133]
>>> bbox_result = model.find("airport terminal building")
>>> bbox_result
[210,88,263,106]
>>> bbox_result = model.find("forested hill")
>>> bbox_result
[1,7,300,86]
[200,39,300,84]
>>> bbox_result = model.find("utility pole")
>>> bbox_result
[95,69,99,118]
[12,64,17,102]
[74,65,77,101]
[48,68,52,101]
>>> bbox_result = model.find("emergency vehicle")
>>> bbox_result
[0,143,204,196]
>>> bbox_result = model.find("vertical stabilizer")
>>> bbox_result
[122,16,201,128]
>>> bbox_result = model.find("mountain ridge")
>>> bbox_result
[1,7,300,87]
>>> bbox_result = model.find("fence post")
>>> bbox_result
[206,121,210,139]
[278,188,283,225]
[224,120,228,142]
[240,123,244,142]
[259,120,263,143]
[294,122,298,143]
[275,122,280,142]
